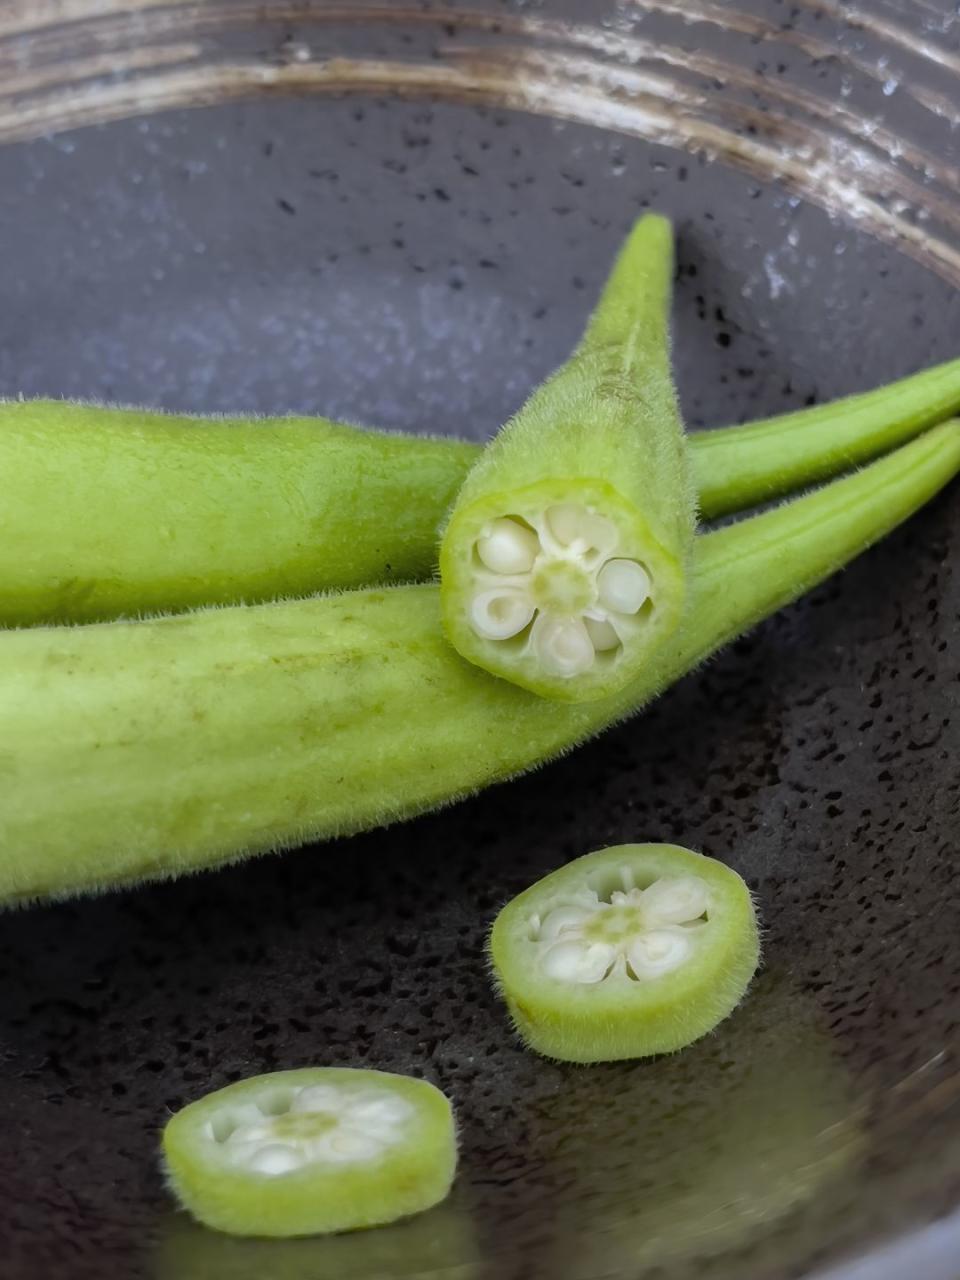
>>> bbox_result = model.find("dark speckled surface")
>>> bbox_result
[0,4,958,1277]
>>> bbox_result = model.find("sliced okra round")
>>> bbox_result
[489,844,760,1062]
[161,1068,457,1238]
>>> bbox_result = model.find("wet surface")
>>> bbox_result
[0,5,958,1277]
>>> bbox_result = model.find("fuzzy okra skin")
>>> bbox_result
[696,353,960,517]
[0,401,477,626]
[2,359,958,628]
[0,423,957,905]
[439,214,696,702]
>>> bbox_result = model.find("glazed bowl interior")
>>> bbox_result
[0,4,958,1279]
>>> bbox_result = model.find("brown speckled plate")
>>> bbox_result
[0,3,958,1278]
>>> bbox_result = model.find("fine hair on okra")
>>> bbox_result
[0,421,956,906]
[2,362,958,629]
[440,213,696,702]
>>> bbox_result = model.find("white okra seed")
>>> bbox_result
[531,872,709,987]
[291,1085,339,1113]
[476,518,540,574]
[597,558,651,615]
[531,614,595,676]
[545,503,618,556]
[542,939,616,983]
[539,904,594,941]
[627,929,691,978]
[329,1131,384,1159]
[246,1144,307,1176]
[469,588,535,640]
[641,876,710,925]
[584,615,621,652]
[347,1095,413,1125]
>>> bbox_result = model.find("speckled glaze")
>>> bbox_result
[0,3,958,1279]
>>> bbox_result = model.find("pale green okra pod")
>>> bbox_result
[2,360,958,626]
[0,422,957,905]
[440,214,695,702]
[0,404,476,626]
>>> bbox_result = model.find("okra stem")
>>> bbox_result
[1,360,957,626]
[0,422,956,905]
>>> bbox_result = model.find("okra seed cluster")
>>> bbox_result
[529,873,710,984]
[468,503,653,678]
[207,1082,415,1175]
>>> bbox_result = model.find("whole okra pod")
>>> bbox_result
[0,422,956,905]
[2,363,957,627]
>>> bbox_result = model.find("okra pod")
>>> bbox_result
[2,362,957,626]
[440,215,695,701]
[0,422,955,905]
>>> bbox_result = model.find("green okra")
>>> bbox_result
[0,423,957,905]
[439,214,695,701]
[161,1068,457,1238]
[0,401,477,627]
[489,844,759,1062]
[2,360,958,628]
[696,353,960,517]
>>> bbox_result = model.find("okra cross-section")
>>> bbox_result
[161,1068,457,1238]
[489,845,760,1062]
[440,215,695,702]
[463,491,661,681]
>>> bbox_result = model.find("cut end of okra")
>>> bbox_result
[442,483,684,702]
[438,214,692,702]
[161,1068,457,1238]
[489,844,760,1062]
